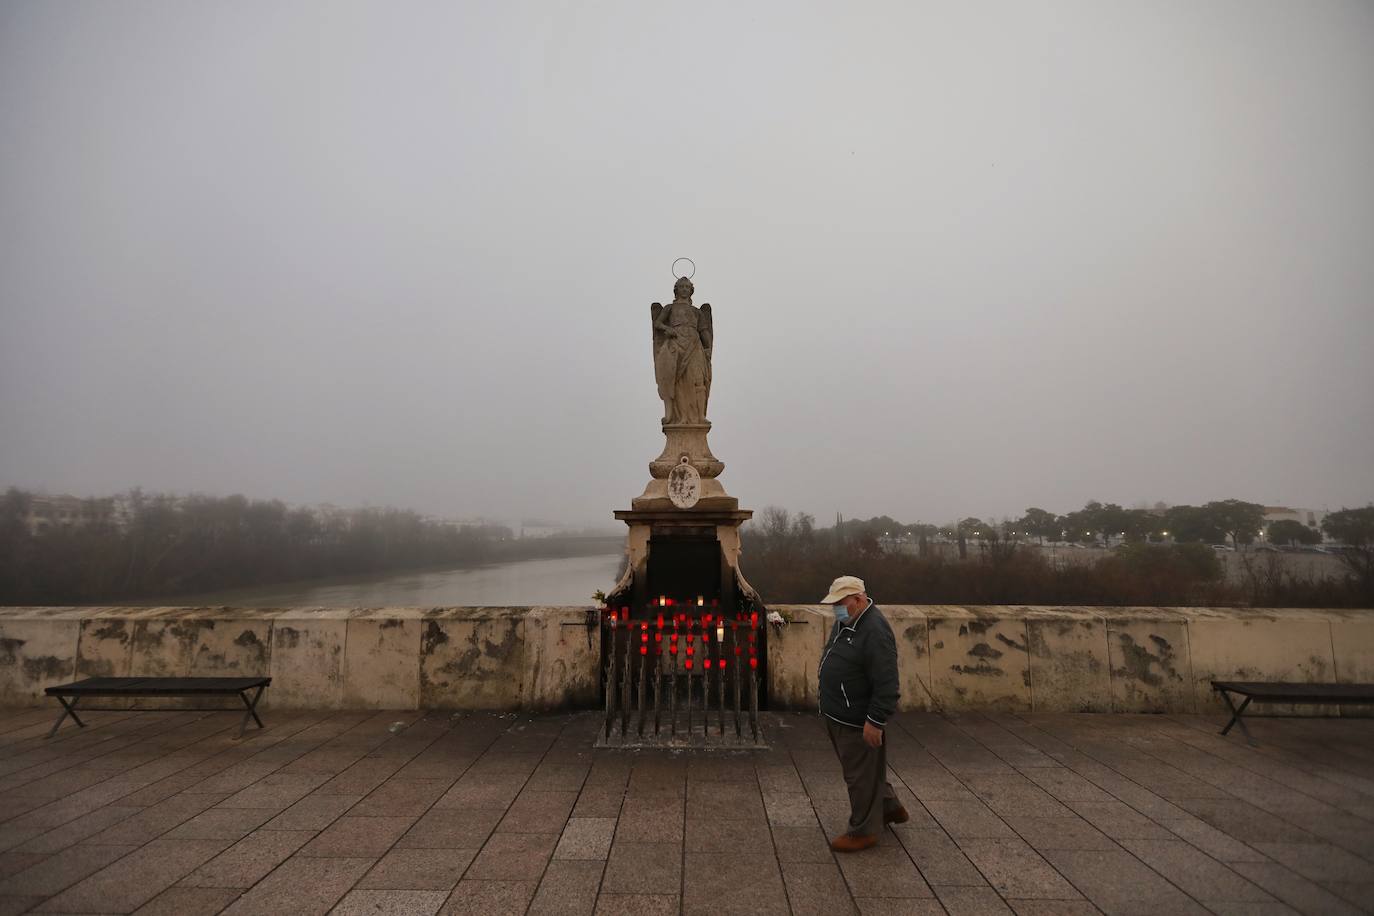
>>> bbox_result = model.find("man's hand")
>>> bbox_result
[863,721,883,748]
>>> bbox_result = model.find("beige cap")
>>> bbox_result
[820,575,866,604]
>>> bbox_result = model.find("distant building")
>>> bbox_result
[426,515,501,530]
[518,524,570,539]
[1263,506,1327,537]
[110,495,136,530]
[23,495,119,535]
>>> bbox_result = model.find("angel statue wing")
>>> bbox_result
[650,302,665,356]
[650,302,674,404]
[699,302,713,394]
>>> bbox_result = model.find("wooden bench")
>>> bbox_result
[44,676,271,739]
[1211,680,1374,744]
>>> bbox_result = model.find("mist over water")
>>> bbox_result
[143,553,624,608]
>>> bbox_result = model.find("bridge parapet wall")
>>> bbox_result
[0,606,598,711]
[2,605,1370,714]
[767,605,1374,715]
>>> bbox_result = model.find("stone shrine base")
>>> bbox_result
[0,708,1371,914]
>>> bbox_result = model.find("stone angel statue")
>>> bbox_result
[651,277,713,425]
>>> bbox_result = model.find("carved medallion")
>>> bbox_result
[667,456,701,509]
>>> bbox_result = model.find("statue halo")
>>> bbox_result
[671,257,696,280]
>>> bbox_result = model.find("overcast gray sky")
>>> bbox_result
[2,1,1371,529]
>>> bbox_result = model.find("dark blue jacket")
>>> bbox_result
[818,602,900,729]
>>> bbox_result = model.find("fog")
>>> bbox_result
[2,1,1371,528]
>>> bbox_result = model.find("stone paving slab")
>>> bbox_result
[0,706,1372,914]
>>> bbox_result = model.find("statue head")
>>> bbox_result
[673,277,694,301]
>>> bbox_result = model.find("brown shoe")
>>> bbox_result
[884,805,909,825]
[829,832,878,853]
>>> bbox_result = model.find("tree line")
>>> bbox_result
[0,488,615,605]
[812,499,1370,555]
[744,502,1374,608]
[827,499,1322,549]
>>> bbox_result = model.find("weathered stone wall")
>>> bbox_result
[2,605,1370,714]
[766,605,1374,715]
[0,607,599,711]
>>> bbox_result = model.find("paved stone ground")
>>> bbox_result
[0,707,1372,915]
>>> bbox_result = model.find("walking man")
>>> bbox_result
[818,575,906,852]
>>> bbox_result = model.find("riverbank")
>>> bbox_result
[743,535,1372,608]
[0,486,625,605]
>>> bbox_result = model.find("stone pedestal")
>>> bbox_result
[608,508,758,616]
[633,422,736,511]
[611,414,762,615]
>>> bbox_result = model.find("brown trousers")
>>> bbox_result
[825,717,899,838]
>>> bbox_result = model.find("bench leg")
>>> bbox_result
[1218,691,1254,744]
[46,696,84,739]
[236,686,266,739]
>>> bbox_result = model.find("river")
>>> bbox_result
[136,552,624,607]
